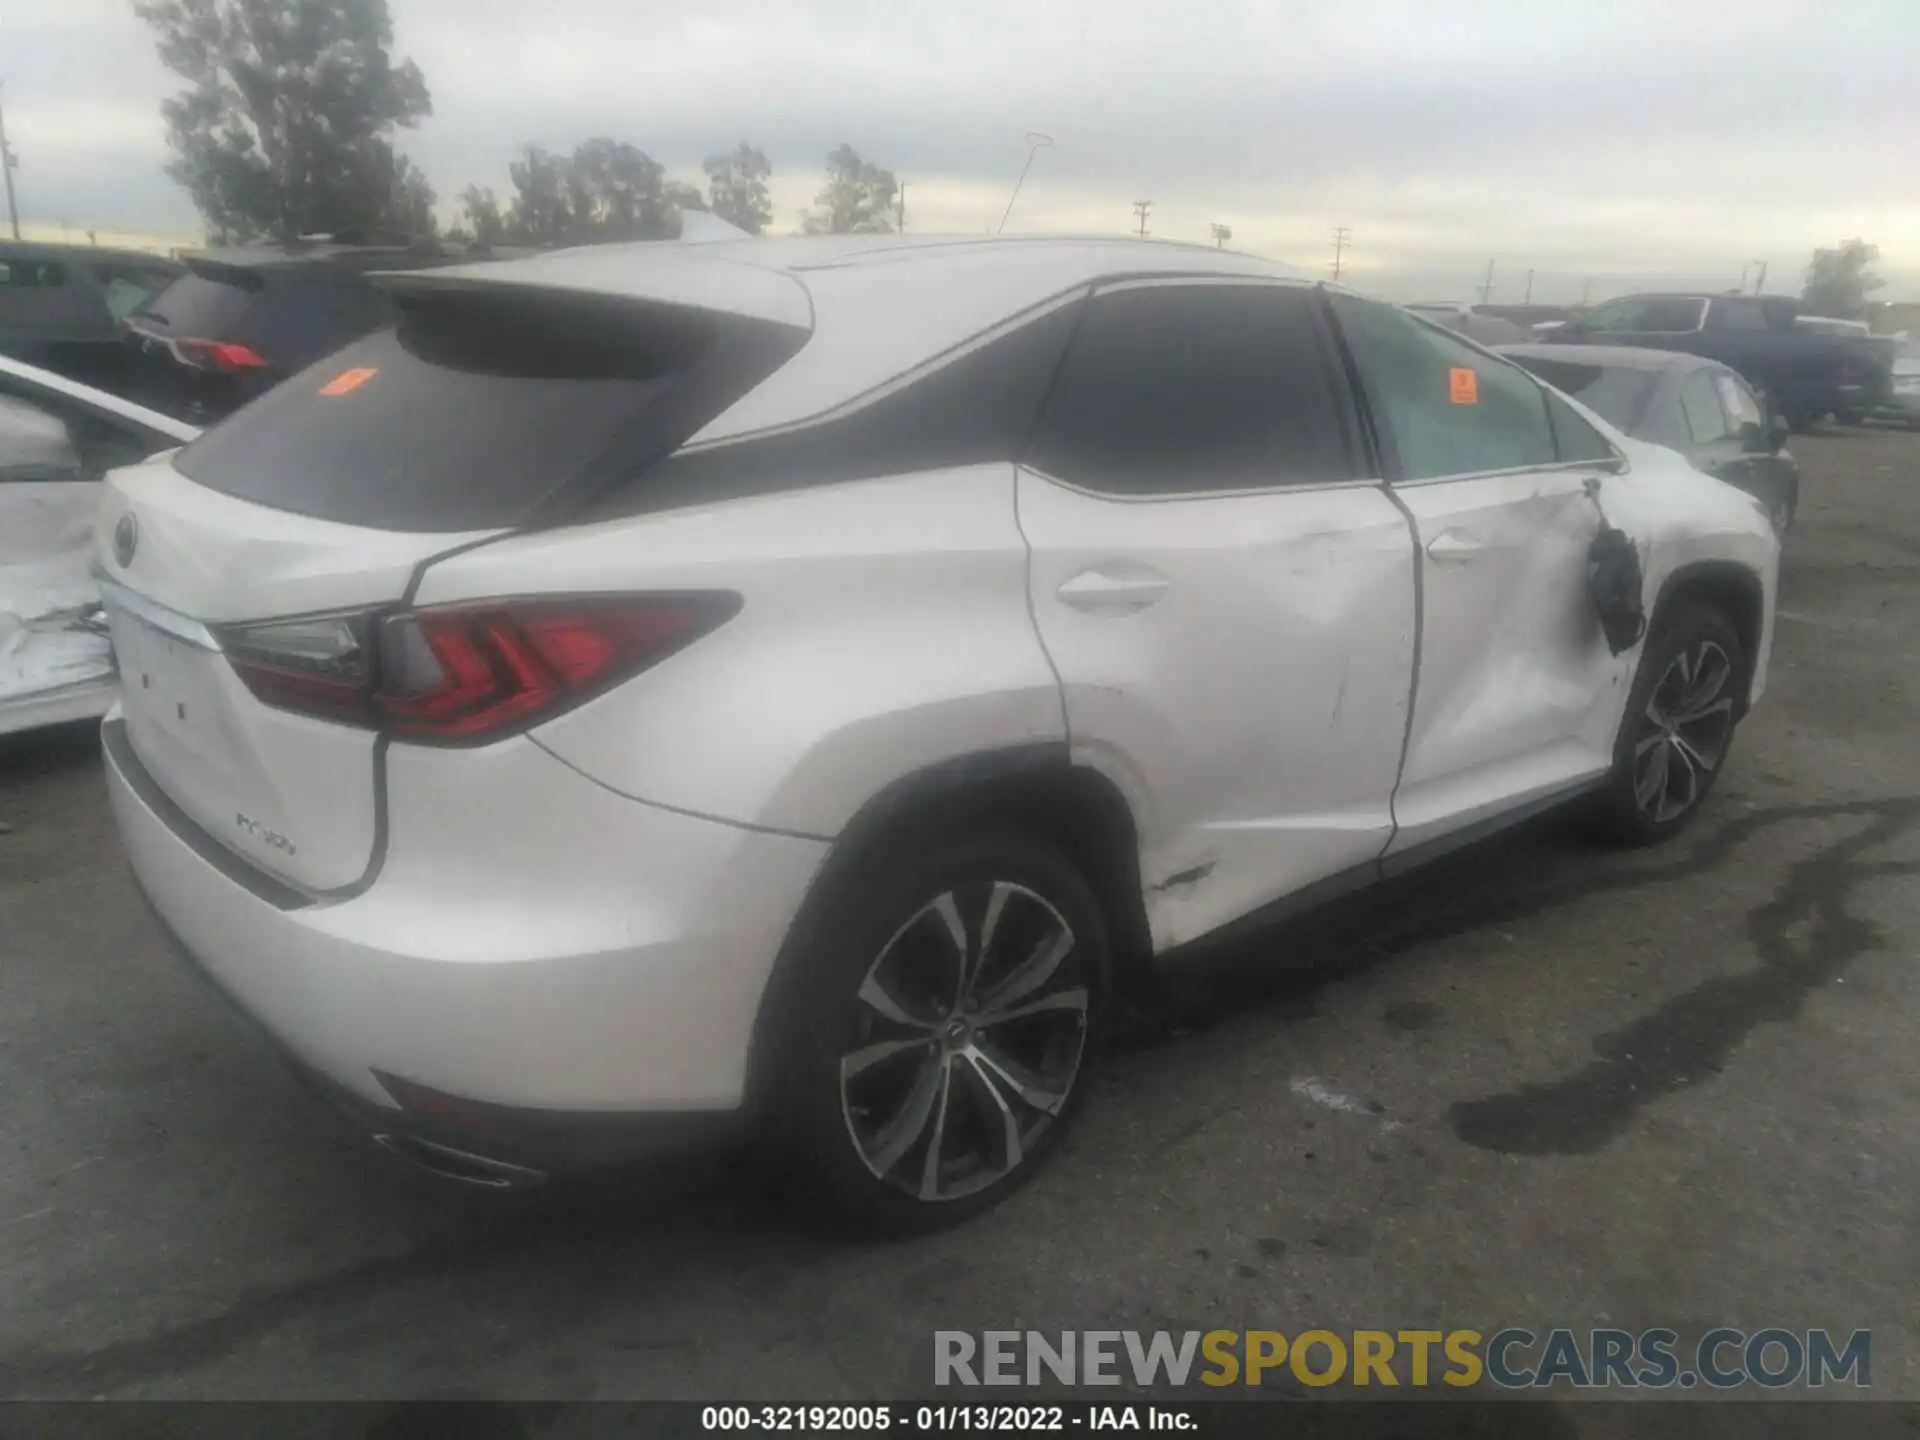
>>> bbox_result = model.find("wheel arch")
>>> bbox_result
[1649,559,1766,717]
[742,743,1152,1113]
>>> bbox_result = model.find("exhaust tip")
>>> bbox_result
[372,1133,547,1190]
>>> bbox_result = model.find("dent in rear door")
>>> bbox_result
[1326,292,1639,856]
[1016,280,1417,950]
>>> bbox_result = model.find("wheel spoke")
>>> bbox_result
[959,881,1016,1006]
[969,1037,1069,1116]
[1634,730,1666,758]
[1674,694,1734,728]
[975,925,1075,1019]
[858,973,937,1030]
[1681,645,1730,713]
[930,891,970,1003]
[1662,733,1698,815]
[916,1058,955,1200]
[979,986,1089,1029]
[1634,740,1670,812]
[957,1051,1023,1175]
[865,1053,946,1177]
[1670,730,1718,777]
[841,1035,932,1081]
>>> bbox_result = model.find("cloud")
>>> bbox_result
[3,0,1915,299]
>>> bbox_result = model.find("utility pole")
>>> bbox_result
[1331,226,1351,280]
[1752,260,1767,294]
[897,182,906,234]
[1477,259,1496,305]
[1580,277,1592,307]
[1210,222,1232,249]
[1132,199,1152,238]
[997,133,1052,235]
[1524,268,1534,304]
[0,81,21,241]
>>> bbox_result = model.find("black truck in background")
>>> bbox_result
[1539,292,1891,431]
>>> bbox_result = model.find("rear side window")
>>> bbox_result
[174,287,805,532]
[1709,298,1769,332]
[1026,283,1356,494]
[1679,372,1732,443]
[1330,295,1554,480]
[1544,390,1619,463]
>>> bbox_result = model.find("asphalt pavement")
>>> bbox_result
[1,428,1915,1404]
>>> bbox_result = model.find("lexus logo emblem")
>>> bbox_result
[113,513,139,568]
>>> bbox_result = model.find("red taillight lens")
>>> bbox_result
[221,595,738,741]
[223,613,377,725]
[176,337,271,374]
[374,594,740,743]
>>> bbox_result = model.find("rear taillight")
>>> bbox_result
[218,595,739,743]
[175,338,271,374]
[223,612,376,726]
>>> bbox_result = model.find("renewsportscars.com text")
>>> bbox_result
[934,1328,1871,1390]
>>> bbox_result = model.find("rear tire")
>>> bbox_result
[1584,601,1746,846]
[764,825,1111,1236]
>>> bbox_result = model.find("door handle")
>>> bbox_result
[1424,530,1485,561]
[1056,568,1170,612]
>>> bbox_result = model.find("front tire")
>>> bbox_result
[765,826,1111,1235]
[1585,601,1746,846]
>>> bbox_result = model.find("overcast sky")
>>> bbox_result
[6,0,1917,303]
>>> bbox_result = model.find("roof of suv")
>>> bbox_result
[389,234,1307,444]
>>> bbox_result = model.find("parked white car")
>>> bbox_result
[98,235,1778,1231]
[0,354,198,737]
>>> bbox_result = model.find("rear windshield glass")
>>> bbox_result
[138,270,260,337]
[1507,356,1658,433]
[172,287,788,532]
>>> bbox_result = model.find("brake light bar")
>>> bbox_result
[218,594,740,744]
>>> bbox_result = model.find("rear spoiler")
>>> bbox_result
[370,247,813,332]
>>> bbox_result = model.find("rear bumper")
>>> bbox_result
[104,709,829,1167]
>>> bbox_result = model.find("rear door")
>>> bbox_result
[1017,279,1418,949]
[97,280,809,894]
[1327,293,1638,859]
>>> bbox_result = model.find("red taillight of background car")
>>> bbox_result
[175,338,272,374]
[219,595,740,743]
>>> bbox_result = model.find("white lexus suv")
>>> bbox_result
[97,235,1778,1232]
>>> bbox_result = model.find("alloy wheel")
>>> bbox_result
[838,881,1091,1202]
[1632,639,1736,824]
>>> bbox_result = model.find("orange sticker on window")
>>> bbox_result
[318,367,378,397]
[1449,367,1479,405]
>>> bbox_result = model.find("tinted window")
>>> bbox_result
[607,297,1082,519]
[1678,372,1732,443]
[0,259,67,287]
[1544,390,1619,463]
[248,276,395,368]
[1709,298,1769,332]
[1505,355,1658,432]
[1026,283,1355,494]
[175,288,804,532]
[1581,297,1705,333]
[93,263,180,321]
[1330,295,1553,480]
[138,270,260,337]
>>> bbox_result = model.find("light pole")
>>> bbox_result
[997,132,1053,235]
[0,81,21,241]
